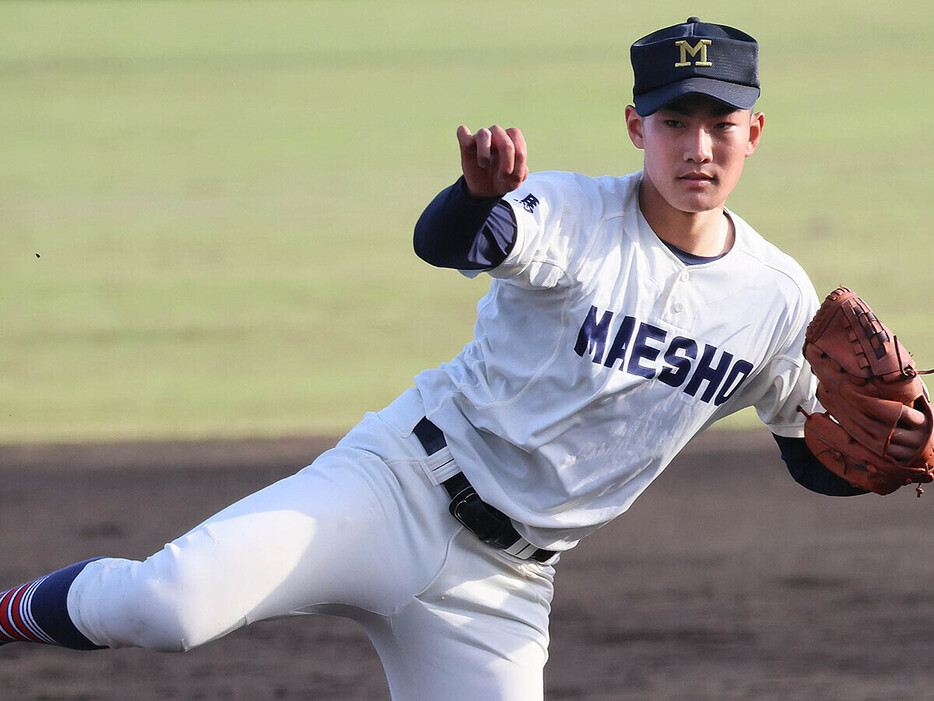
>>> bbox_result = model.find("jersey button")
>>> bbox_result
[680,271,691,282]
[672,302,684,313]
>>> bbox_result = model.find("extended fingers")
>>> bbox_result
[456,125,475,152]
[473,127,495,168]
[457,125,484,163]
[490,125,528,190]
[506,127,529,183]
[459,125,525,167]
[488,125,514,176]
[456,124,529,196]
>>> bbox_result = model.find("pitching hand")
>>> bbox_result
[457,125,528,199]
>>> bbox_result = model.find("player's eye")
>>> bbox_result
[663,119,682,128]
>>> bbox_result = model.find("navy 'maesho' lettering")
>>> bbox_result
[603,315,635,369]
[574,306,614,361]
[657,336,697,387]
[715,359,754,405]
[627,322,666,378]
[575,306,755,405]
[684,344,733,402]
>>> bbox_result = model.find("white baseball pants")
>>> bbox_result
[66,388,556,700]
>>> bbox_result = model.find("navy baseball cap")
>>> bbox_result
[631,17,760,117]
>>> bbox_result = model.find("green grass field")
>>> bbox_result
[2,1,933,443]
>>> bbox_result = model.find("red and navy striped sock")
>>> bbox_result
[0,559,105,650]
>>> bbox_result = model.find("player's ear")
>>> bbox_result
[625,105,645,150]
[745,111,764,157]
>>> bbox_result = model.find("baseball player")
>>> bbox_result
[2,17,930,700]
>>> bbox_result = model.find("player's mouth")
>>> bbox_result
[677,172,718,192]
[678,172,716,184]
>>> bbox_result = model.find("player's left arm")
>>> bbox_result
[772,433,868,496]
[773,410,932,496]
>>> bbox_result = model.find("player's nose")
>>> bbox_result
[684,128,713,163]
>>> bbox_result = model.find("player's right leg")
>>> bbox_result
[0,560,104,649]
[0,387,559,699]
[2,456,395,652]
[64,437,448,652]
[0,390,457,653]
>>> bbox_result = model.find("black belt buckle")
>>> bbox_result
[415,416,558,563]
[448,485,519,550]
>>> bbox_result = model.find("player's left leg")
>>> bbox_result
[361,526,555,701]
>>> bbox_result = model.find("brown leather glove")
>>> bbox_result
[801,287,934,495]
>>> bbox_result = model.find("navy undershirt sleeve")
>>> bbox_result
[414,176,517,270]
[772,433,868,496]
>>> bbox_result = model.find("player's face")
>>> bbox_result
[626,96,763,215]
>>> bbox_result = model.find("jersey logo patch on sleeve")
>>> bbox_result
[514,193,540,213]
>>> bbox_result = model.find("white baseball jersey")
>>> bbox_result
[19,169,821,701]
[415,170,821,551]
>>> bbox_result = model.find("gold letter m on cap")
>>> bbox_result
[674,39,712,68]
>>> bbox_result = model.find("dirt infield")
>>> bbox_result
[2,430,933,700]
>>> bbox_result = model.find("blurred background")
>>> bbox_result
[2,0,933,444]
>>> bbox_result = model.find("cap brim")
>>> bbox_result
[634,77,760,117]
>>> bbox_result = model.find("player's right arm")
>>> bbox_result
[413,125,526,271]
